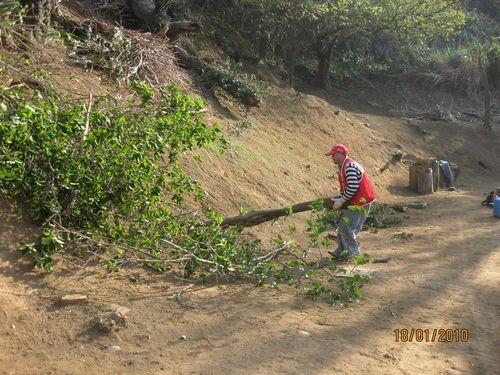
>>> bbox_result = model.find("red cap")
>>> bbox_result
[325,144,349,156]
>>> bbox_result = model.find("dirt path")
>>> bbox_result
[1,176,499,374]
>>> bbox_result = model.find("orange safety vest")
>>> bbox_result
[337,157,376,206]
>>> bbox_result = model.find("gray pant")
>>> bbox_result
[332,202,373,257]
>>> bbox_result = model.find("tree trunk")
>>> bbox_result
[409,164,418,191]
[287,42,297,88]
[477,53,491,131]
[487,47,499,90]
[315,40,334,89]
[417,169,434,194]
[206,198,335,228]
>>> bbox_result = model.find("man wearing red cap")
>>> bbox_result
[325,144,376,260]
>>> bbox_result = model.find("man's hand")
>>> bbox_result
[331,196,346,210]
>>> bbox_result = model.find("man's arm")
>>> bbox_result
[332,162,362,209]
[340,163,362,202]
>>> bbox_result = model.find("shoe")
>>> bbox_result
[328,250,353,262]
[327,232,338,240]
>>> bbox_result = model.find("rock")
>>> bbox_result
[108,345,121,352]
[60,294,88,305]
[298,330,311,337]
[334,109,340,115]
[128,0,163,29]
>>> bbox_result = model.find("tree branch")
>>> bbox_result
[207,198,335,228]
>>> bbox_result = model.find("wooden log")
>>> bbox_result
[409,164,418,191]
[409,161,427,192]
[207,198,335,228]
[60,294,88,305]
[430,159,439,192]
[417,169,434,194]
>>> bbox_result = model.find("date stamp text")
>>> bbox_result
[394,328,469,343]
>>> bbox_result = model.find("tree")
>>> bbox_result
[309,0,372,88]
[255,0,314,87]
[243,0,465,89]
[215,0,314,87]
[308,0,465,88]
[467,0,500,17]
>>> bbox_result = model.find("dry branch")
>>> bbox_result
[63,93,93,215]
[56,3,189,88]
[391,66,481,97]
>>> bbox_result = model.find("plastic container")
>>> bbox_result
[494,196,500,218]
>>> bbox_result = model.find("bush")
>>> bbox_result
[364,203,402,229]
[0,83,224,228]
[329,51,389,83]
[195,58,265,106]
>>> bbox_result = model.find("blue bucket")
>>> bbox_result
[494,197,500,218]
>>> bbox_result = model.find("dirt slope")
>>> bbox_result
[1,55,500,374]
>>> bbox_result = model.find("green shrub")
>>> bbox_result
[194,57,265,106]
[0,83,224,228]
[364,203,402,229]
[329,51,389,83]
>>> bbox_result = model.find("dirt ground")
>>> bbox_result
[1,68,500,374]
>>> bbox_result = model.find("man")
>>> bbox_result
[325,144,376,260]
